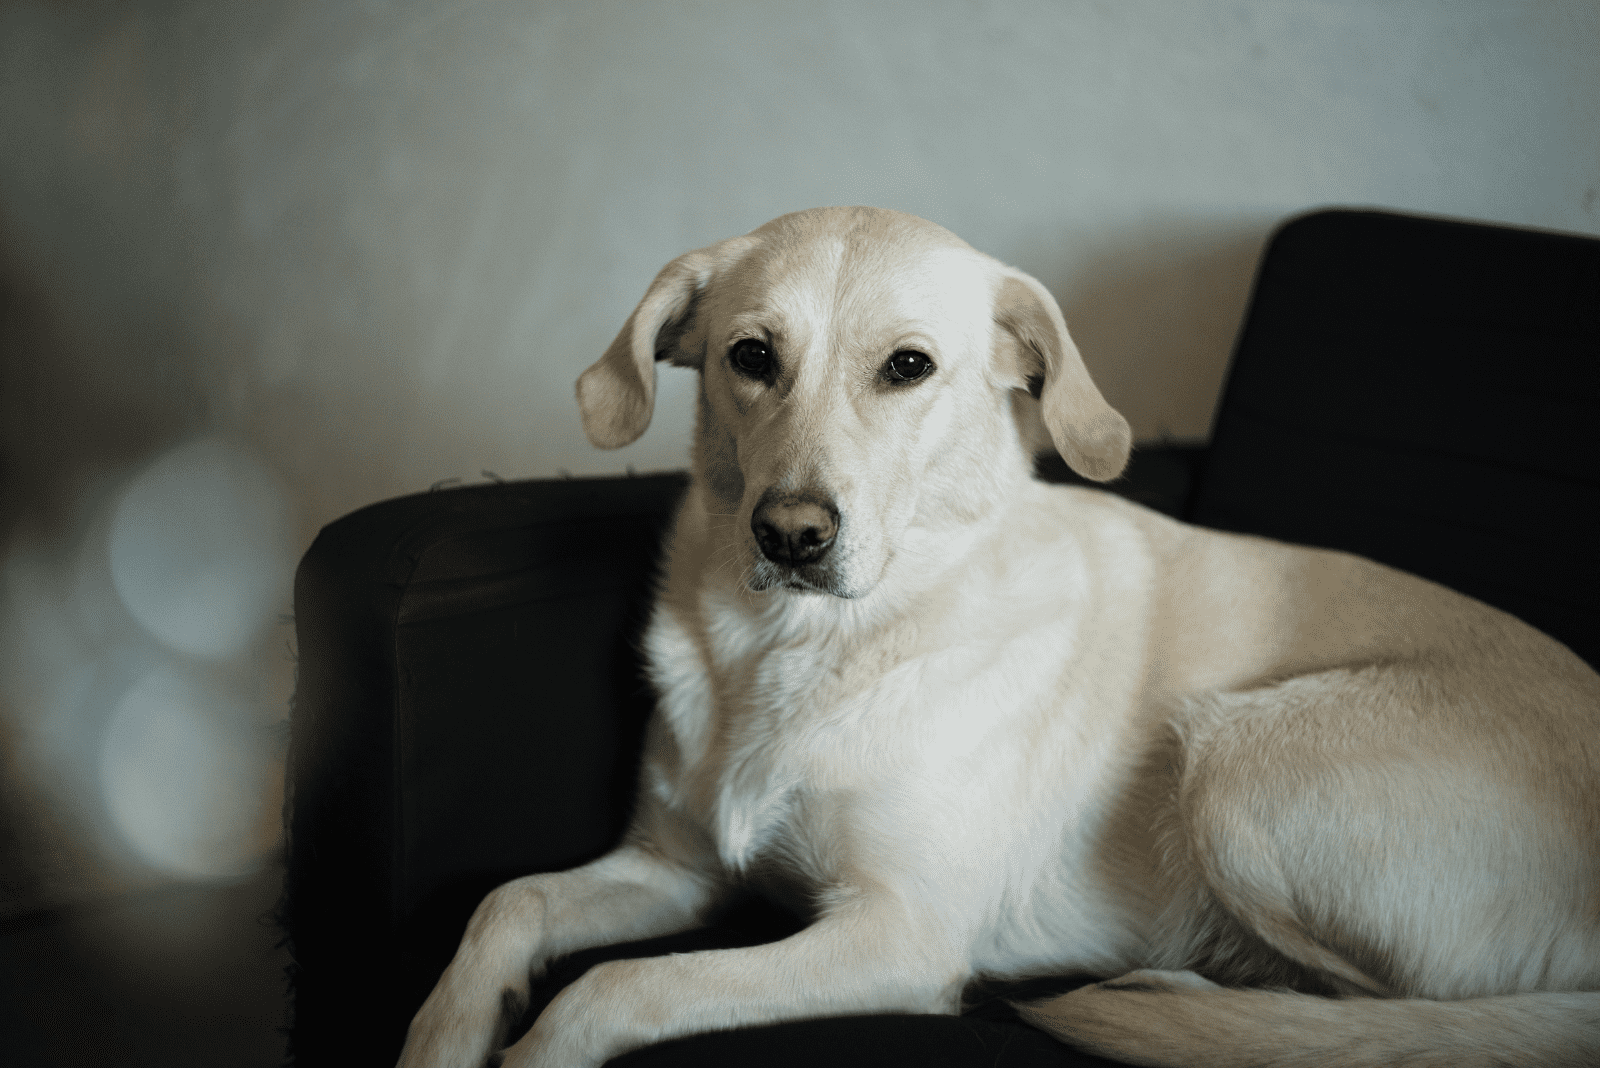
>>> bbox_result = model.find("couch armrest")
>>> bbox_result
[285,473,686,1067]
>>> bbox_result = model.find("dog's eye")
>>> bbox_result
[885,350,933,383]
[729,339,772,378]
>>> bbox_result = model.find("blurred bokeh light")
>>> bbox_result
[0,435,292,898]
[108,437,294,661]
[99,665,272,881]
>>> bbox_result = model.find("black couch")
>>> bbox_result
[282,209,1600,1066]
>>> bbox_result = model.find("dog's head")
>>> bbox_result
[577,207,1128,599]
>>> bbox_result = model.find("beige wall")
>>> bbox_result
[2,0,1597,899]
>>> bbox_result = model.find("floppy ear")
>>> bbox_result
[576,237,749,449]
[993,268,1131,482]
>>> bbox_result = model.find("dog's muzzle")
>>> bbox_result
[751,489,839,568]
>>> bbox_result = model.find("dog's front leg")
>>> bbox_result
[396,843,718,1068]
[498,893,969,1068]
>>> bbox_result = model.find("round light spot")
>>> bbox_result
[98,667,269,881]
[108,437,293,659]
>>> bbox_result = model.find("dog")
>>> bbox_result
[397,207,1600,1068]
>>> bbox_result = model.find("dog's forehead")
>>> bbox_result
[727,231,994,341]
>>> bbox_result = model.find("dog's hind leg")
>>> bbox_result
[1020,673,1600,1067]
[1156,675,1600,996]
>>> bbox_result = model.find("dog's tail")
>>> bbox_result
[1017,976,1600,1068]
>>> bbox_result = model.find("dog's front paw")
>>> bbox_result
[396,983,527,1068]
[493,1013,605,1068]
[495,960,654,1068]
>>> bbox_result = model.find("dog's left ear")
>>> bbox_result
[577,236,752,449]
[993,268,1131,482]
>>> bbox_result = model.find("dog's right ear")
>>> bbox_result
[576,237,752,449]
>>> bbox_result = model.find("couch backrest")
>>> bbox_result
[1188,209,1600,670]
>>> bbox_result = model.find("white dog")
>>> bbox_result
[398,207,1600,1068]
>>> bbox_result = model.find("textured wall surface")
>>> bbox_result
[1,0,1597,904]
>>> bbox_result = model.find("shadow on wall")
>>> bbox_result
[1051,219,1275,443]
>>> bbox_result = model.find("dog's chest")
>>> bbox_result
[648,598,1052,883]
[709,643,906,870]
[649,610,922,857]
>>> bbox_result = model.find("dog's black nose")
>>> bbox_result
[751,490,839,567]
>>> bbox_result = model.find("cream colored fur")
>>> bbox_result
[397,207,1600,1068]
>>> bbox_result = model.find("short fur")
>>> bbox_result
[397,207,1600,1068]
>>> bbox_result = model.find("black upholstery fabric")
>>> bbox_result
[1189,209,1600,669]
[285,208,1598,1067]
[287,474,686,1066]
